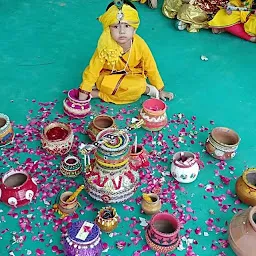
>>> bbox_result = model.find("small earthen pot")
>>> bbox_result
[129,144,150,170]
[63,89,91,118]
[146,212,180,254]
[95,206,119,233]
[0,113,15,147]
[87,115,117,141]
[228,206,256,256]
[236,168,256,206]
[0,169,37,207]
[205,127,240,160]
[171,151,204,183]
[58,191,78,214]
[60,155,82,178]
[141,193,162,215]
[139,99,167,132]
[41,122,74,155]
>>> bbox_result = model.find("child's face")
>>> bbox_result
[110,21,135,46]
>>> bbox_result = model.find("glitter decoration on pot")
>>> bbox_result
[41,122,74,155]
[95,206,119,233]
[141,193,162,215]
[236,168,256,206]
[228,206,256,256]
[87,115,117,141]
[0,113,15,147]
[138,98,167,131]
[63,88,91,118]
[205,127,240,160]
[0,169,37,207]
[60,155,82,178]
[171,151,204,183]
[146,212,180,254]
[63,220,103,256]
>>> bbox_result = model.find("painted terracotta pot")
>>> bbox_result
[58,191,78,214]
[95,206,119,233]
[41,122,74,155]
[0,113,15,147]
[228,206,256,256]
[236,168,256,206]
[60,155,82,177]
[171,151,204,183]
[205,127,240,160]
[146,212,180,254]
[129,144,150,170]
[87,115,117,141]
[141,193,162,215]
[63,220,103,256]
[63,89,91,119]
[139,99,167,131]
[0,169,37,207]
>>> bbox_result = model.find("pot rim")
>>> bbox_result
[2,169,29,189]
[60,191,77,204]
[143,193,159,204]
[130,144,143,155]
[210,127,240,147]
[143,98,167,115]
[150,212,180,237]
[242,168,256,190]
[249,206,256,232]
[64,155,80,166]
[172,151,196,168]
[68,88,92,103]
[98,206,118,220]
[42,122,72,142]
[0,114,10,131]
[93,115,114,130]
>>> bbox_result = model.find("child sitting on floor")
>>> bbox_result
[78,0,174,105]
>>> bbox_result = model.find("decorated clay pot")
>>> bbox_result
[63,89,91,119]
[171,151,204,183]
[129,144,150,170]
[60,155,82,177]
[141,193,162,215]
[58,191,79,214]
[228,206,256,256]
[87,115,117,141]
[205,127,240,160]
[63,220,103,256]
[0,169,37,207]
[0,113,15,147]
[146,212,180,254]
[95,206,119,233]
[41,122,74,155]
[236,168,256,206]
[138,99,167,131]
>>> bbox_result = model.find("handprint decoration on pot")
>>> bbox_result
[0,169,37,207]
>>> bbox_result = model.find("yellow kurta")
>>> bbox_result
[208,0,256,36]
[80,34,164,104]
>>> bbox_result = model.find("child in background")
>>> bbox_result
[78,0,174,104]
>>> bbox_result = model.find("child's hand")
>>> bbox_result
[79,91,90,101]
[159,91,174,101]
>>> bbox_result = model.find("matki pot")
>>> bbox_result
[0,113,15,147]
[63,89,91,119]
[0,169,37,207]
[146,212,180,253]
[87,115,117,141]
[171,151,204,183]
[236,168,256,206]
[129,144,150,170]
[95,206,119,233]
[41,122,74,155]
[138,99,167,131]
[60,155,82,178]
[228,206,256,256]
[205,127,240,160]
[58,191,78,214]
[141,193,162,215]
[63,220,103,256]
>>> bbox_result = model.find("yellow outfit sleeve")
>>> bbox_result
[79,49,104,92]
[141,39,165,91]
[229,0,242,6]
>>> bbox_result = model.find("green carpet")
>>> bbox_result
[1,0,256,255]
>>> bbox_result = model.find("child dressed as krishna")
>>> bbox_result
[208,0,256,42]
[78,0,174,104]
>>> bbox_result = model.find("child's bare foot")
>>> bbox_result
[250,36,256,42]
[212,28,225,34]
[160,91,174,101]
[145,84,160,99]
